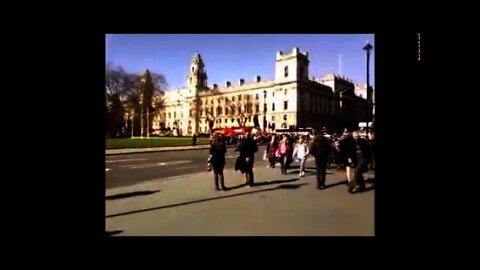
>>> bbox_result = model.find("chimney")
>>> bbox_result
[239,79,245,86]
[213,84,218,89]
[226,81,231,87]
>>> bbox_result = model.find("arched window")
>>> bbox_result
[284,66,288,77]
[216,106,222,115]
[192,67,194,73]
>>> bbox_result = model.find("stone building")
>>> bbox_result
[163,47,373,135]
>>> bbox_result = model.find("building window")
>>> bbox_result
[232,96,235,102]
[272,103,275,111]
[174,112,176,118]
[168,112,171,119]
[192,67,194,73]
[284,115,287,121]
[217,106,222,115]
[231,106,236,114]
[263,91,267,99]
[189,110,192,117]
[284,66,288,77]
[284,101,288,110]
[255,104,259,112]
[211,99,214,104]
[284,89,287,95]
[246,95,250,101]
[231,118,234,123]
[239,95,242,101]
[264,103,267,113]
[247,103,252,114]
[218,98,220,103]
[256,93,259,100]
[272,91,275,97]
[272,116,275,121]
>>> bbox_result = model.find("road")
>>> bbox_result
[106,145,268,189]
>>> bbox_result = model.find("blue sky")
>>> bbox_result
[106,34,375,90]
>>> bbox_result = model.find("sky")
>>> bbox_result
[106,34,375,90]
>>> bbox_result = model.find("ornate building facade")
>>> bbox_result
[163,47,373,136]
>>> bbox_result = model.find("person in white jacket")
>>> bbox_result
[293,136,309,177]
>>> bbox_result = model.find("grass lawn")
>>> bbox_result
[106,137,210,149]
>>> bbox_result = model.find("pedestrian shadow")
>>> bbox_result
[323,180,348,190]
[106,230,123,236]
[252,178,299,187]
[106,190,160,200]
[365,178,375,183]
[225,183,248,190]
[106,183,309,218]
[358,184,375,193]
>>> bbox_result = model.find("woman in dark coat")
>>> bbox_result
[209,134,227,191]
[266,134,279,168]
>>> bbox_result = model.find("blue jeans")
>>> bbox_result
[299,157,307,174]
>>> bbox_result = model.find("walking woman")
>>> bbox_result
[293,136,309,177]
[276,135,291,175]
[266,134,278,168]
[209,134,227,191]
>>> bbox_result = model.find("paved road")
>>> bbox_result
[106,145,269,189]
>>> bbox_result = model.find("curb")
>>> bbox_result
[105,144,250,155]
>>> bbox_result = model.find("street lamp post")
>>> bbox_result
[140,93,144,138]
[131,110,134,138]
[363,41,373,137]
[147,106,150,138]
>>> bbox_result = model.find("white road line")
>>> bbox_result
[121,160,192,169]
[138,172,201,184]
[106,158,147,163]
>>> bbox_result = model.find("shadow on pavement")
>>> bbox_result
[323,180,349,190]
[358,184,375,193]
[106,230,123,236]
[225,183,248,190]
[252,178,298,187]
[106,183,309,218]
[106,190,160,200]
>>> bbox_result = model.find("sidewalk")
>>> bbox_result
[106,144,251,155]
[106,159,375,236]
[106,145,210,155]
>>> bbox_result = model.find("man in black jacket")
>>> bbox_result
[309,131,332,189]
[345,130,371,193]
[236,132,258,186]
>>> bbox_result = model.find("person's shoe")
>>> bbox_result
[351,185,361,193]
[221,186,228,191]
[301,172,305,177]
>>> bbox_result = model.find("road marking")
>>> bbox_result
[138,172,201,184]
[106,158,147,163]
[121,160,192,169]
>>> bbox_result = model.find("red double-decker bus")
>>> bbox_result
[212,126,253,136]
